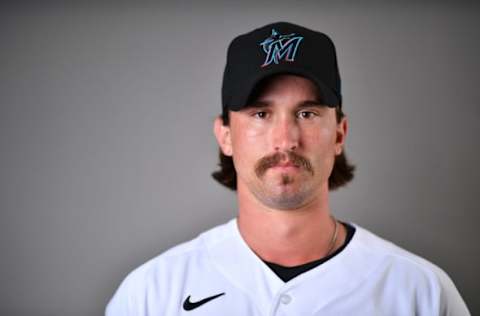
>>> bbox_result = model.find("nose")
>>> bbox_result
[271,116,300,152]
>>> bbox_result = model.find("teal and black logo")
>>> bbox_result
[260,29,303,67]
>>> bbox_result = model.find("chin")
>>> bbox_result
[259,183,312,210]
[263,192,309,210]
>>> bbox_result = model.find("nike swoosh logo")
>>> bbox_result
[183,292,225,311]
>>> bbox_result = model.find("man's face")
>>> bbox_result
[214,75,347,210]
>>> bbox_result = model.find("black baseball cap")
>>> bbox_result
[221,21,342,112]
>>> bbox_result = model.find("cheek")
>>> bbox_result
[302,125,337,148]
[231,123,267,154]
[242,122,267,138]
[302,126,338,173]
[230,125,266,172]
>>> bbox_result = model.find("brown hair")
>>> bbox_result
[211,106,355,191]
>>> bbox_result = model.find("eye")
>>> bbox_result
[253,111,268,119]
[297,111,317,119]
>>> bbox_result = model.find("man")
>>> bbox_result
[106,22,470,315]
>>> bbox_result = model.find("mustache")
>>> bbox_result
[254,151,314,177]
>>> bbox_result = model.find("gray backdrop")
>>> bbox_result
[1,1,479,315]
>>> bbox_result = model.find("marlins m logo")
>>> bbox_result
[259,29,304,67]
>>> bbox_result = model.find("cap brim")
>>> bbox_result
[227,65,341,111]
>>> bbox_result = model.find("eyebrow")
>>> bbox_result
[297,100,327,108]
[244,99,327,109]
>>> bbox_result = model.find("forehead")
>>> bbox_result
[247,74,323,105]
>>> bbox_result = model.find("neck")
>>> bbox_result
[236,182,346,267]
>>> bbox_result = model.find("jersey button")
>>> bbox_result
[280,294,292,305]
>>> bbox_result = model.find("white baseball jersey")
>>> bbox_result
[106,219,470,315]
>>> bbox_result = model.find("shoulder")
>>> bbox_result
[348,224,470,315]
[352,224,446,278]
[105,219,236,316]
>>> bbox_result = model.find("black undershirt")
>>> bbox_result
[264,223,356,282]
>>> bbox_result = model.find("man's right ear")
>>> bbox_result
[213,116,233,156]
